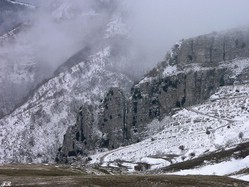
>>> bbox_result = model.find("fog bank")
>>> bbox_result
[126,0,249,71]
[5,0,249,78]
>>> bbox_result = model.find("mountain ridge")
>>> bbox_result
[57,28,249,171]
[1,4,249,179]
[0,46,133,163]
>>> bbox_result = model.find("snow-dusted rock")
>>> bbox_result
[58,29,249,164]
[0,47,133,163]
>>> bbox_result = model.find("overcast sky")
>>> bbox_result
[126,0,249,66]
[20,0,249,53]
[16,0,249,76]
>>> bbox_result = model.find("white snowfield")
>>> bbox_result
[90,84,249,179]
[170,156,249,175]
[170,155,249,182]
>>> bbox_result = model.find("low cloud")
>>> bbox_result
[125,0,249,72]
[3,0,249,79]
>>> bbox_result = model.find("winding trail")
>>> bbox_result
[99,146,127,165]
[185,93,249,131]
[186,107,236,131]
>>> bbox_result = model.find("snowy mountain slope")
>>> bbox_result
[0,23,27,44]
[0,47,133,163]
[55,30,249,165]
[89,83,249,174]
[0,25,38,117]
[5,0,35,9]
[0,0,135,164]
[0,0,130,118]
[0,0,32,35]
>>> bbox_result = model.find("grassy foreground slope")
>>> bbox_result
[0,165,249,187]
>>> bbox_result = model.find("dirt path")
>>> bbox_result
[186,107,236,132]
[99,146,127,165]
[186,107,236,123]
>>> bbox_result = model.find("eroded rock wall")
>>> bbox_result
[57,28,249,163]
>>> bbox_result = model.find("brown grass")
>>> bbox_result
[0,164,248,187]
[0,164,84,177]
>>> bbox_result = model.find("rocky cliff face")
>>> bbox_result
[57,104,95,163]
[0,46,133,163]
[57,28,249,163]
[98,88,129,149]
[128,28,249,132]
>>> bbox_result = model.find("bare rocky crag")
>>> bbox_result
[57,28,249,163]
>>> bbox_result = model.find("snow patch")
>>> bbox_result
[231,174,249,182]
[105,15,129,38]
[163,65,177,76]
[170,156,249,176]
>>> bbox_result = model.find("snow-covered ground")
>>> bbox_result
[170,156,249,176]
[232,174,249,182]
[168,156,249,182]
[90,84,249,178]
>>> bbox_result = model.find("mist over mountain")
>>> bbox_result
[2,0,249,78]
[1,0,249,184]
[125,0,249,72]
[0,0,32,35]
[0,0,126,117]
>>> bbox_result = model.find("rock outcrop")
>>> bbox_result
[56,104,95,163]
[57,28,249,163]
[130,28,249,130]
[98,88,129,149]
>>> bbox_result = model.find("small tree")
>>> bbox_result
[179,145,185,151]
[189,152,195,158]
[239,132,244,140]
[206,127,212,135]
[181,156,186,161]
